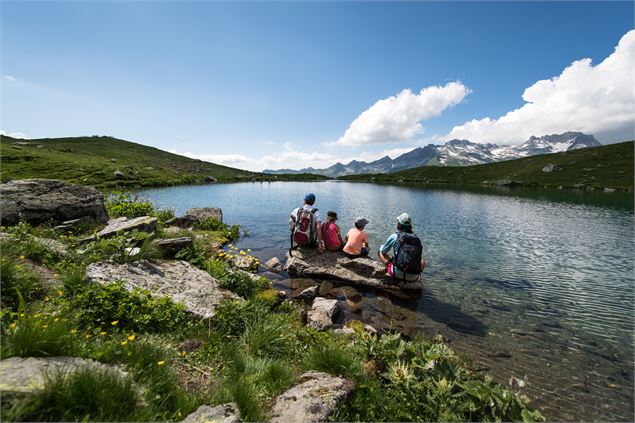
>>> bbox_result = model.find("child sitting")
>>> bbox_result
[343,217,370,258]
[321,211,344,251]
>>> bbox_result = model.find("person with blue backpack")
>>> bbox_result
[378,213,426,282]
[289,193,325,254]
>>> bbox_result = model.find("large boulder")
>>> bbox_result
[265,257,282,273]
[0,179,108,226]
[270,371,355,423]
[284,249,421,292]
[0,357,134,399]
[186,207,223,223]
[307,298,340,330]
[96,216,158,239]
[151,237,193,258]
[182,403,241,423]
[85,260,238,318]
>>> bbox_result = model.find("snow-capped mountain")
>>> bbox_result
[263,132,602,177]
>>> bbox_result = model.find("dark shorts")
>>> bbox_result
[344,247,369,259]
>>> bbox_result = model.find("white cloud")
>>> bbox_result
[2,75,17,82]
[335,81,471,146]
[0,129,27,139]
[444,30,635,145]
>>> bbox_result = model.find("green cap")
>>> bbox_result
[397,213,412,225]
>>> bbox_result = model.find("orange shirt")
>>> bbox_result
[343,228,369,255]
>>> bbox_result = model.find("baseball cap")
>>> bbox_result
[355,217,369,227]
[304,193,316,202]
[397,213,412,226]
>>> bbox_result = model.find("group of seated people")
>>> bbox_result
[289,193,426,281]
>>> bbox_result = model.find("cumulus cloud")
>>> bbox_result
[0,129,27,139]
[444,30,635,145]
[335,82,471,146]
[2,75,17,82]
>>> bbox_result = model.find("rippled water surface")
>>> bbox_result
[137,181,634,421]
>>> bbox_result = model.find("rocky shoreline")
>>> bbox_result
[0,179,544,422]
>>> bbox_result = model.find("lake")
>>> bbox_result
[137,181,634,422]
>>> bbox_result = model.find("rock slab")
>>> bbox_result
[285,249,421,292]
[307,297,340,330]
[0,357,131,398]
[96,216,158,239]
[152,237,193,258]
[85,260,238,318]
[0,179,108,226]
[182,403,242,423]
[186,207,223,223]
[270,371,355,423]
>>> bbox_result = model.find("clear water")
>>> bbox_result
[137,181,635,421]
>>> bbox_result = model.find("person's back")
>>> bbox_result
[322,211,343,250]
[378,213,425,282]
[289,193,324,253]
[343,217,370,258]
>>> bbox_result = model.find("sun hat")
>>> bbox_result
[397,213,412,226]
[327,211,338,220]
[355,217,369,227]
[304,193,316,202]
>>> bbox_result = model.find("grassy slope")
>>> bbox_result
[340,141,634,190]
[0,135,328,188]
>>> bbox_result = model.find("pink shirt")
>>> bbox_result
[343,228,369,255]
[322,221,341,249]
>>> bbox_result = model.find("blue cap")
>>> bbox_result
[304,193,316,202]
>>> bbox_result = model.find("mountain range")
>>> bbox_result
[263,132,602,177]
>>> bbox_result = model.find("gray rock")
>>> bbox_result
[542,164,560,173]
[0,179,108,226]
[152,237,193,258]
[33,236,69,257]
[114,170,125,178]
[265,257,282,273]
[604,187,616,192]
[333,327,356,336]
[307,298,340,330]
[85,260,239,318]
[186,207,223,223]
[96,216,158,239]
[205,176,217,183]
[294,286,318,302]
[495,179,520,187]
[270,371,355,423]
[0,357,133,399]
[284,249,421,292]
[182,403,242,423]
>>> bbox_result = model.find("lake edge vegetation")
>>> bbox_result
[0,191,545,422]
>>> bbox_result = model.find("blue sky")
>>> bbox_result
[1,1,633,171]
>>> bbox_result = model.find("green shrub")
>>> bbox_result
[210,299,269,338]
[2,314,79,358]
[4,365,149,422]
[0,256,43,310]
[241,313,298,359]
[69,283,191,333]
[196,218,240,241]
[302,341,361,379]
[206,259,270,299]
[106,192,155,218]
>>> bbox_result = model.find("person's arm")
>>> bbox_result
[335,225,344,245]
[315,220,325,252]
[363,232,370,250]
[378,234,397,265]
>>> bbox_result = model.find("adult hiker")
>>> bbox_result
[322,211,345,251]
[289,193,325,253]
[378,213,426,282]
[343,217,370,258]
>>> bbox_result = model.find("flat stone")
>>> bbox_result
[0,179,108,226]
[265,257,282,273]
[96,216,158,239]
[294,286,318,302]
[0,357,133,399]
[284,249,421,292]
[33,236,69,257]
[85,260,239,318]
[151,237,193,258]
[270,371,355,423]
[307,298,340,330]
[182,403,242,423]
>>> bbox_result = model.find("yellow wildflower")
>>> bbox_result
[85,334,90,339]
[181,351,187,357]
[9,322,17,329]
[240,250,246,255]
[121,340,128,346]
[111,320,119,326]
[128,334,136,341]
[41,324,48,329]
[100,331,107,336]
[56,289,64,296]
[70,329,78,334]
[34,313,41,318]
[19,255,25,260]
[157,360,165,366]
[44,297,50,302]
[53,318,59,322]
[247,249,252,252]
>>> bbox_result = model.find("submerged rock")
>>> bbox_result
[85,260,238,318]
[265,257,282,273]
[307,298,340,330]
[182,403,242,423]
[270,371,355,423]
[0,179,108,226]
[284,248,421,292]
[0,357,133,399]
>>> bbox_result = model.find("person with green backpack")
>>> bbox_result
[378,213,426,282]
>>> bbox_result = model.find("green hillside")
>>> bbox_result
[340,141,634,191]
[0,135,328,188]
